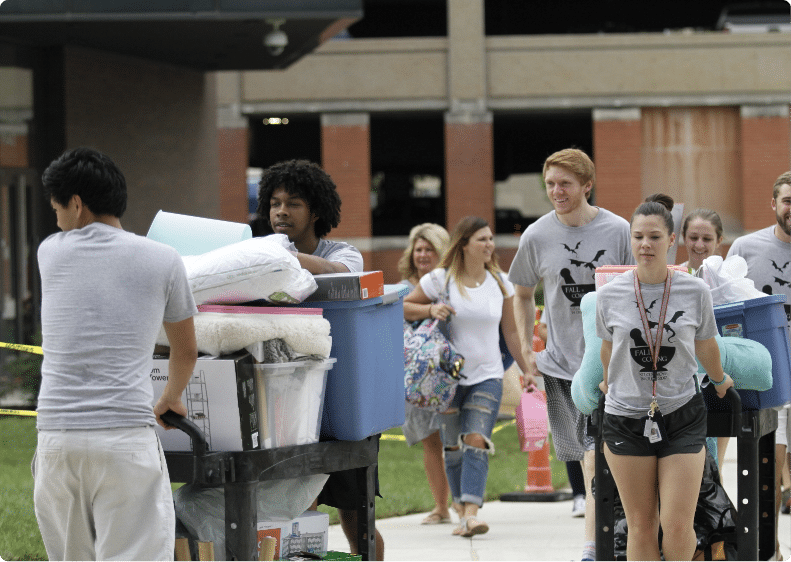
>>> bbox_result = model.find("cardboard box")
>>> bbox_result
[305,271,384,301]
[150,351,259,451]
[257,510,329,560]
[594,264,688,289]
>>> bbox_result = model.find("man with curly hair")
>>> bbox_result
[257,159,383,558]
[257,159,363,274]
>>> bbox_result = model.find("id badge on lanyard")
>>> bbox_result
[634,270,672,447]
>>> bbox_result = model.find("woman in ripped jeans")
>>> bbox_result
[404,216,536,537]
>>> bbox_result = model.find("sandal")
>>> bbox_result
[460,516,489,537]
[452,517,467,536]
[421,511,451,525]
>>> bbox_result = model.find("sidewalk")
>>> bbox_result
[328,442,791,560]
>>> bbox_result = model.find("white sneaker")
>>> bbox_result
[571,494,586,518]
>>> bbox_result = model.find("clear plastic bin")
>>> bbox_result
[254,358,335,449]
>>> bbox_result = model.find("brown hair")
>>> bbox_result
[632,193,675,235]
[439,216,507,299]
[681,208,723,242]
[773,171,791,200]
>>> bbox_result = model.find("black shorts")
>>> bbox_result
[603,394,706,458]
[316,467,381,511]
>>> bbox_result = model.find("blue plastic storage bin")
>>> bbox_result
[292,284,408,440]
[713,294,791,409]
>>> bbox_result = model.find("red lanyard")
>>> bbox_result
[633,269,672,413]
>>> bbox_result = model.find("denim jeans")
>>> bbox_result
[439,377,503,507]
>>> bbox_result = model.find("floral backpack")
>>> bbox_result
[403,271,465,411]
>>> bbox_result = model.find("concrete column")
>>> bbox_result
[593,108,642,221]
[444,110,494,229]
[444,0,493,230]
[320,112,371,266]
[740,104,791,231]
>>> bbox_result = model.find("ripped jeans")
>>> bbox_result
[439,377,502,507]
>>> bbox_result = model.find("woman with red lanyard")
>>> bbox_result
[595,194,734,560]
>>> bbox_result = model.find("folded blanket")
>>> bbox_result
[158,312,331,358]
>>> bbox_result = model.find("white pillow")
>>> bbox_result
[183,234,317,305]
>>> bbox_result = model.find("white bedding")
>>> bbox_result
[157,312,331,357]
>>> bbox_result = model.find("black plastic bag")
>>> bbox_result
[606,451,737,560]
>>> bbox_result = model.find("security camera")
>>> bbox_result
[264,19,288,56]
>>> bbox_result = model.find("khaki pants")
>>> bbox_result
[33,425,175,561]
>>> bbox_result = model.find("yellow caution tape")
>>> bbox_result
[0,408,37,417]
[380,419,515,443]
[0,342,43,355]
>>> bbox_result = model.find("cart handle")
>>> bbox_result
[160,410,207,458]
[723,386,742,437]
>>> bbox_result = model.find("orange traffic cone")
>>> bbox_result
[501,311,573,502]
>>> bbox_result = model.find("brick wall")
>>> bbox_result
[218,127,249,224]
[740,110,791,231]
[444,119,494,229]
[0,131,28,168]
[593,111,642,222]
[321,115,371,240]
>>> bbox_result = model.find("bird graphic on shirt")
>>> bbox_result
[561,241,582,256]
[647,310,685,343]
[635,298,658,311]
[774,277,791,287]
[570,250,607,271]
[771,260,790,273]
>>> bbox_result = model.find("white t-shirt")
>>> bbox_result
[420,268,514,386]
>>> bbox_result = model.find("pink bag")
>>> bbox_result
[516,389,549,452]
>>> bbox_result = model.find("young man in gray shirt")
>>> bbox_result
[726,170,791,559]
[257,159,363,274]
[34,147,198,560]
[508,148,632,561]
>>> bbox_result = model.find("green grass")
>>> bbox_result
[0,416,45,561]
[0,417,568,559]
[317,422,569,525]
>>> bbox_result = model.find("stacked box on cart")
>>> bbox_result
[713,294,791,409]
[150,351,259,451]
[257,510,329,560]
[290,284,408,440]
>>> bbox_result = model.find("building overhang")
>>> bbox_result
[0,0,362,70]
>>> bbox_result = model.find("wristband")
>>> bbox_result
[709,375,727,387]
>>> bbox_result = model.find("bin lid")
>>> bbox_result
[714,293,787,314]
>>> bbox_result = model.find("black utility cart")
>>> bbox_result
[162,411,379,561]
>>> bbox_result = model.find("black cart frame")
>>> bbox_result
[162,412,379,561]
[591,388,779,561]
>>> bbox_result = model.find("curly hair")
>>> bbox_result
[256,159,341,238]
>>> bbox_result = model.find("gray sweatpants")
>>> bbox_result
[33,425,175,561]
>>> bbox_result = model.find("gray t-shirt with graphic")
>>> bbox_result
[508,208,633,380]
[727,226,791,326]
[596,270,718,417]
[37,223,197,430]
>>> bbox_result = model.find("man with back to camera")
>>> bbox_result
[508,148,633,561]
[34,147,198,561]
[726,170,791,561]
[257,158,384,560]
